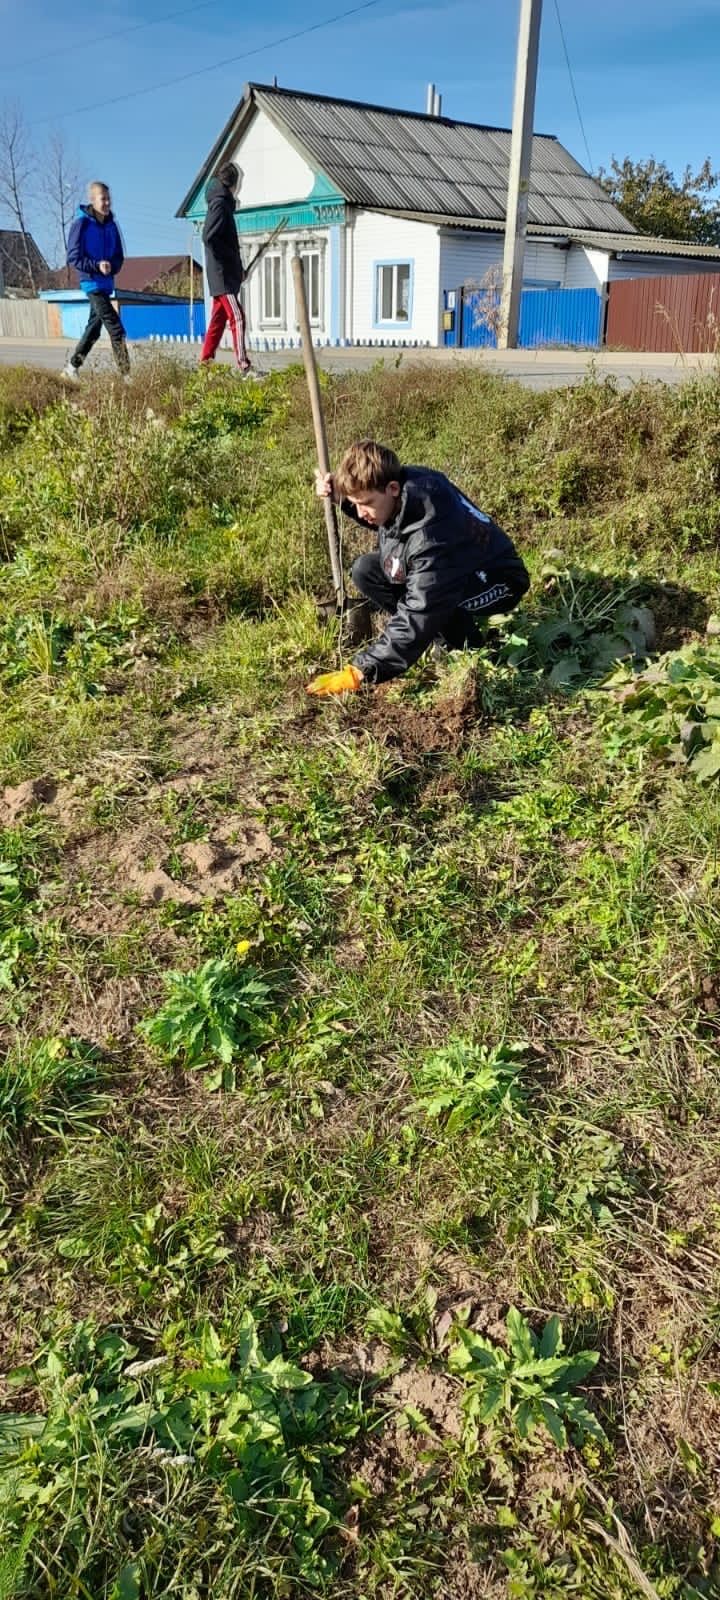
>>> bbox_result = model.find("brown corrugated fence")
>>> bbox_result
[606,273,720,352]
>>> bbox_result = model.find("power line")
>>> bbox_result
[4,0,226,75]
[29,0,385,127]
[552,0,593,174]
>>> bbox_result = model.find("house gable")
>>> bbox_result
[184,103,345,230]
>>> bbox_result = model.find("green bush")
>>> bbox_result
[0,1314,361,1594]
[603,638,720,779]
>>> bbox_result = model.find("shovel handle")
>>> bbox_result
[292,253,344,608]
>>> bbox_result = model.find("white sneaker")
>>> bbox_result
[61,363,79,383]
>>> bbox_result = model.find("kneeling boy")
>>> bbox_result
[306,441,529,695]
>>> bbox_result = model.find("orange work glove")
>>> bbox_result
[306,664,364,697]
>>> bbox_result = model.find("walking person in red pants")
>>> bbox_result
[199,162,255,376]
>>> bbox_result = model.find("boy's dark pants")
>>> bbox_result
[351,551,529,650]
[71,292,130,374]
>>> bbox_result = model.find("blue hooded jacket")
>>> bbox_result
[67,203,124,296]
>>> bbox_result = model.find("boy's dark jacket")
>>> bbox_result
[347,467,529,683]
[202,177,244,297]
[67,205,124,296]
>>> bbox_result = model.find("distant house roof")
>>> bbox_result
[0,228,49,291]
[178,82,635,237]
[116,255,200,291]
[373,211,720,261]
[562,229,720,260]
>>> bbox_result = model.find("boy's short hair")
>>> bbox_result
[335,440,402,497]
[218,161,240,188]
[88,180,109,198]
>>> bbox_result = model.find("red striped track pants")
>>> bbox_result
[200,293,250,369]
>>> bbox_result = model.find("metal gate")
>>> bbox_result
[443,285,603,349]
[606,273,720,352]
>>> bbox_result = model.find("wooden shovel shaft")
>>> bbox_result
[291,253,344,607]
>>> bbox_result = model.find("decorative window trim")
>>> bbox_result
[299,247,324,325]
[261,250,284,325]
[373,259,414,329]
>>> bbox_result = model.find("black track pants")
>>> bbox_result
[71,291,130,374]
[351,550,529,651]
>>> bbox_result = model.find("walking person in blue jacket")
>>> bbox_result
[63,181,129,379]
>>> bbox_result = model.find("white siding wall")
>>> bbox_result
[229,107,316,208]
[438,231,568,293]
[608,253,720,281]
[564,246,609,290]
[439,230,502,291]
[349,212,440,343]
[523,240,567,284]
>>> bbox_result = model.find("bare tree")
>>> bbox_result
[43,129,82,266]
[0,103,39,293]
[469,262,504,341]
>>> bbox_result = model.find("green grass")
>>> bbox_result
[1,353,719,1598]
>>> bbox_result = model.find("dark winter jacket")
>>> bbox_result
[67,205,124,295]
[349,467,529,683]
[202,177,244,297]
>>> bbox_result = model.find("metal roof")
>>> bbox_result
[366,211,720,261]
[565,229,720,259]
[177,83,635,235]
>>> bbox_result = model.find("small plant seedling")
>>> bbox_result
[0,1035,107,1158]
[413,1039,528,1134]
[140,958,273,1087]
[448,1307,605,1448]
[0,858,36,989]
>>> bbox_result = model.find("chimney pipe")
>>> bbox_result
[433,89,442,116]
[426,82,436,116]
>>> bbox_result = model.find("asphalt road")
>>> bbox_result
[0,336,716,391]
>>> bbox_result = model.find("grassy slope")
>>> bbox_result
[0,356,719,1599]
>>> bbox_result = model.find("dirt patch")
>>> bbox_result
[387,1363,463,1440]
[442,1548,505,1600]
[520,1452,579,1513]
[72,810,273,916]
[698,974,720,1035]
[332,935,367,970]
[647,582,709,652]
[301,671,482,763]
[1,775,58,823]
[318,1339,393,1382]
[69,975,149,1046]
[0,774,93,829]
[357,674,482,759]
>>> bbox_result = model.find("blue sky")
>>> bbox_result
[2,0,719,263]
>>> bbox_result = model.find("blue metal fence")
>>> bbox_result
[51,297,205,341]
[443,286,602,349]
[118,302,206,340]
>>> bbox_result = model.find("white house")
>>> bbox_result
[177,83,720,349]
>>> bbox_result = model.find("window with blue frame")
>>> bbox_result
[375,261,411,324]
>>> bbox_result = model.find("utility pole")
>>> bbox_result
[189,225,195,339]
[497,0,543,349]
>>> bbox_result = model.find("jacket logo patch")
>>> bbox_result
[384,554,406,582]
[461,582,513,614]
